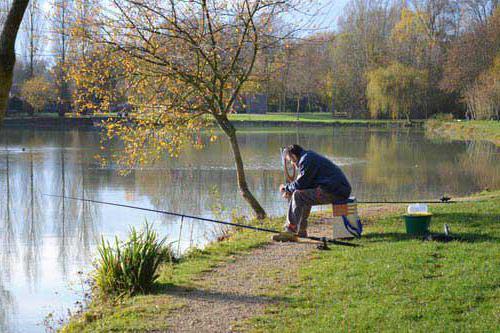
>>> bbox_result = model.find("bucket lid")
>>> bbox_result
[404,212,433,217]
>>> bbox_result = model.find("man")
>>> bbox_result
[273,144,352,242]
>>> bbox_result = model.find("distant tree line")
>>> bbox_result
[2,0,499,120]
[248,0,499,120]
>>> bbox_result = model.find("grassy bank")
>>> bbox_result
[228,113,409,125]
[63,191,499,332]
[6,112,398,124]
[62,218,282,332]
[426,120,500,146]
[249,191,500,332]
[4,112,417,129]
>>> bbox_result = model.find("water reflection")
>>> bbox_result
[0,126,498,332]
[459,141,500,190]
[52,134,101,277]
[1,136,16,333]
[0,130,103,333]
[1,136,16,281]
[0,277,15,333]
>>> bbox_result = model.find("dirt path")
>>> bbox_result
[164,205,401,333]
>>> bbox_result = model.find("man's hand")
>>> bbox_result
[279,184,291,200]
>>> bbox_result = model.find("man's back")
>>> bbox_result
[287,150,352,198]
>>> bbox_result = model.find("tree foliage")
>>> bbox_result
[367,62,428,121]
[441,6,499,118]
[464,54,500,119]
[441,7,500,94]
[20,75,56,112]
[390,8,430,67]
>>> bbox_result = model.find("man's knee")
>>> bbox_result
[291,190,306,204]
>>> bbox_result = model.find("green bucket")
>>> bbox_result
[403,213,432,236]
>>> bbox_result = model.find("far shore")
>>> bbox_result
[3,112,424,129]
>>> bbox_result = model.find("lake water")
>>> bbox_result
[0,125,498,332]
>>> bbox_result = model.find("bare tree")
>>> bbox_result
[50,0,72,116]
[21,0,41,78]
[0,0,30,125]
[464,0,498,25]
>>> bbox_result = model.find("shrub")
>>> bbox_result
[20,76,57,112]
[94,223,173,297]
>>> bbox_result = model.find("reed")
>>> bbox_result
[94,223,173,297]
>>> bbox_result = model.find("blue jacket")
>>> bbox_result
[285,150,352,198]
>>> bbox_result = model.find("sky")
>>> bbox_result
[288,0,351,34]
[312,0,351,29]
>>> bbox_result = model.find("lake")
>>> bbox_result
[0,125,498,332]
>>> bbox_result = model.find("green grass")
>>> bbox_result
[248,191,500,332]
[6,111,416,126]
[228,113,406,124]
[426,120,500,146]
[62,192,499,332]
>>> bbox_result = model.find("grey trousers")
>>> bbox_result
[286,186,348,233]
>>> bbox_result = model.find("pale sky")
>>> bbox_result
[311,0,351,30]
[286,0,351,33]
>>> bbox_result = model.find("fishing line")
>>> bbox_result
[43,193,358,247]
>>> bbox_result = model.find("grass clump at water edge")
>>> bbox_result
[94,223,174,297]
[61,217,281,332]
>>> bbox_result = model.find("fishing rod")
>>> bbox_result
[42,194,358,248]
[356,196,478,204]
[280,147,296,184]
[357,196,456,204]
[271,193,460,204]
[271,198,467,205]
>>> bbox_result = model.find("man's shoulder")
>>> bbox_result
[300,150,320,164]
[302,150,335,166]
[302,150,321,159]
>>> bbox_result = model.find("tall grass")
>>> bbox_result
[94,223,173,297]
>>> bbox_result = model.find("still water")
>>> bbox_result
[0,126,498,332]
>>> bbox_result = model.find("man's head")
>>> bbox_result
[285,144,304,166]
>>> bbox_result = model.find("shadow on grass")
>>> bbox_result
[150,283,291,305]
[363,212,499,243]
[363,232,499,243]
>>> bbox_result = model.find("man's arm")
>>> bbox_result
[285,158,318,192]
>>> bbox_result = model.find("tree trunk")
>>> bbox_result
[0,0,30,125]
[296,94,301,121]
[330,93,335,117]
[0,69,12,123]
[281,90,286,112]
[307,93,311,112]
[216,115,267,220]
